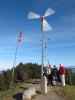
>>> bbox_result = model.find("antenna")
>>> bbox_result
[10,32,24,87]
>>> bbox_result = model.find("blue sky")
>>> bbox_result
[0,0,75,70]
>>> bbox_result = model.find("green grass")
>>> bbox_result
[53,85,75,100]
[0,82,30,100]
[63,85,75,100]
[0,82,75,100]
[0,79,39,100]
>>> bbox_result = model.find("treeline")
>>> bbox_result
[0,63,75,91]
[0,63,41,91]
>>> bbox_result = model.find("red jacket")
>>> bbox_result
[59,66,65,75]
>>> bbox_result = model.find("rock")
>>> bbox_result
[41,76,48,94]
[23,87,36,100]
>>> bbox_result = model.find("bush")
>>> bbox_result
[0,63,41,91]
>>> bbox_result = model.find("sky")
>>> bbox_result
[0,0,75,70]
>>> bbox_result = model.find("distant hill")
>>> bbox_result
[68,67,75,73]
[71,68,75,73]
[65,66,75,73]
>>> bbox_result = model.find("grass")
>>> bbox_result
[0,81,75,100]
[0,79,40,100]
[63,85,75,100]
[53,85,75,100]
[0,82,31,100]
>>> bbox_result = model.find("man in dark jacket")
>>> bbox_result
[52,65,58,86]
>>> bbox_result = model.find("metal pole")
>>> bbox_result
[41,17,44,77]
[10,43,18,87]
[41,38,44,76]
[40,17,48,94]
[45,39,47,66]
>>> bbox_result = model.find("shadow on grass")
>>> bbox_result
[13,92,23,100]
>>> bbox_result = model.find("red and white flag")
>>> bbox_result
[17,32,24,44]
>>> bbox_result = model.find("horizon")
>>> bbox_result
[0,62,75,72]
[0,0,75,71]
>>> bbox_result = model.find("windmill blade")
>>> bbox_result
[44,8,55,17]
[28,12,40,19]
[42,19,52,32]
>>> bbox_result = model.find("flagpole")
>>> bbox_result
[10,41,19,88]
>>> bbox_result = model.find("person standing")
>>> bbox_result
[59,64,65,87]
[47,64,52,85]
[52,65,58,86]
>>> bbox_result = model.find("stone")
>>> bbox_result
[23,87,36,100]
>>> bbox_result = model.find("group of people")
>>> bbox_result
[44,64,65,87]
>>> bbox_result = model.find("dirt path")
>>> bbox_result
[29,80,65,100]
[34,90,64,100]
[33,85,65,100]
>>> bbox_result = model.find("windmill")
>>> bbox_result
[28,8,55,76]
